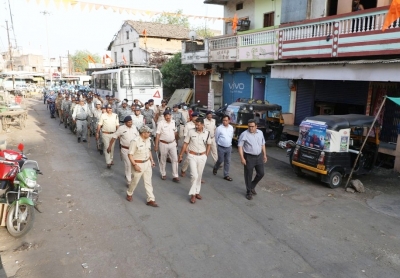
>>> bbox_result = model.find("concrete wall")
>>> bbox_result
[224,0,255,35]
[280,0,308,24]
[310,0,328,19]
[337,0,352,14]
[254,0,282,28]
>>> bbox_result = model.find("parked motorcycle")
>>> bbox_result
[0,158,42,237]
[0,143,27,168]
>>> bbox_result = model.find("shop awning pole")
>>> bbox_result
[345,96,387,188]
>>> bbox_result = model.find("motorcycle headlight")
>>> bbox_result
[25,178,37,188]
[4,153,18,160]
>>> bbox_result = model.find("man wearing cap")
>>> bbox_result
[204,111,218,165]
[107,116,139,186]
[117,100,131,124]
[178,118,211,204]
[141,102,155,131]
[107,97,119,114]
[178,103,190,141]
[155,100,168,123]
[180,111,199,177]
[61,94,71,129]
[96,104,119,168]
[91,100,103,135]
[72,98,91,143]
[127,125,158,207]
[155,110,179,182]
[55,92,64,123]
[171,104,186,144]
[131,105,145,131]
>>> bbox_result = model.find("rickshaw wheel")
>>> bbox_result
[328,171,342,188]
[293,166,305,177]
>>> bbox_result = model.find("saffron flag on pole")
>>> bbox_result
[122,54,127,65]
[88,55,96,63]
[382,0,400,31]
[142,29,147,44]
[232,14,238,32]
[105,54,113,62]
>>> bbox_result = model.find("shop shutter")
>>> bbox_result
[295,80,315,125]
[315,80,368,105]
[266,74,291,113]
[223,71,252,105]
[195,75,209,106]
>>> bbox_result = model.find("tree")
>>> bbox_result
[71,50,101,73]
[192,24,216,39]
[160,53,192,96]
[152,9,190,28]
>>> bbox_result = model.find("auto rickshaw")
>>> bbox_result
[289,114,380,188]
[224,101,284,143]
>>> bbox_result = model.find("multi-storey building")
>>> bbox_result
[182,0,400,171]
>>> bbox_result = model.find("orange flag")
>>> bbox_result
[88,55,96,63]
[232,14,238,32]
[142,29,147,44]
[122,54,127,65]
[383,0,400,31]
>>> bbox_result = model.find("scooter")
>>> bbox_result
[0,158,42,237]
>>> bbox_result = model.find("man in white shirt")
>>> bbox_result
[213,115,234,181]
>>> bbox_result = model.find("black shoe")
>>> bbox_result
[251,189,257,195]
[246,194,253,200]
[78,137,81,143]
[83,139,87,142]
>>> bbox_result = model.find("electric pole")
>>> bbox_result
[5,21,13,71]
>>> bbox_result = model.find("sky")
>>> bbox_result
[0,0,223,59]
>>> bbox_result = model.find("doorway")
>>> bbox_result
[253,77,265,101]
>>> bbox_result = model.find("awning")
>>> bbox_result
[270,59,400,82]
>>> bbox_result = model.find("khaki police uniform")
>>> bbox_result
[181,121,196,173]
[112,124,138,183]
[178,109,190,139]
[55,96,63,120]
[156,119,178,178]
[127,136,155,202]
[204,118,218,163]
[98,113,119,164]
[156,105,167,122]
[72,103,91,140]
[185,128,211,196]
[61,98,71,126]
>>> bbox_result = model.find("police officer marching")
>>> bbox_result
[180,111,199,177]
[131,106,145,131]
[178,117,211,204]
[117,100,131,124]
[141,102,155,131]
[171,104,186,146]
[107,116,139,187]
[155,110,180,182]
[96,104,119,169]
[61,94,71,128]
[72,98,92,143]
[204,111,218,165]
[127,125,159,207]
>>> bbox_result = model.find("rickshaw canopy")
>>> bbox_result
[303,114,377,131]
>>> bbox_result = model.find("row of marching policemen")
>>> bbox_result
[46,90,228,206]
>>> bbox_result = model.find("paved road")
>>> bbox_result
[0,99,399,278]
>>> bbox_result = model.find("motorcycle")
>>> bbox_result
[0,143,27,168]
[0,158,42,237]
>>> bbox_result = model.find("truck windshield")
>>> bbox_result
[120,69,162,87]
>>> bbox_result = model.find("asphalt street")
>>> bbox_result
[0,98,399,278]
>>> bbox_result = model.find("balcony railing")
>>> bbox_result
[239,29,276,46]
[209,36,237,50]
[281,8,400,42]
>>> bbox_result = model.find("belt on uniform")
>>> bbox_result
[244,152,261,156]
[102,131,114,134]
[134,158,149,163]
[76,118,87,121]
[189,151,206,156]
[121,145,129,149]
[160,140,175,144]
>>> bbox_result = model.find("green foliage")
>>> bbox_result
[152,9,190,28]
[71,50,101,73]
[160,53,192,95]
[192,25,216,39]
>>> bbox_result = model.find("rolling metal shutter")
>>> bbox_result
[315,80,369,105]
[266,74,291,113]
[295,80,315,125]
